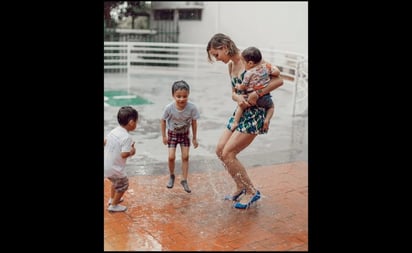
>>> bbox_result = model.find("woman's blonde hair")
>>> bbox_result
[206,33,240,62]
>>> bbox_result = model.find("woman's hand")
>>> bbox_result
[247,92,258,106]
[237,94,250,109]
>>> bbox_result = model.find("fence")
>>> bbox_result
[104,41,308,115]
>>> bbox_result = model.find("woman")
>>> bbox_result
[206,33,284,209]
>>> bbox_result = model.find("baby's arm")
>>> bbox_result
[235,83,246,91]
[237,70,250,91]
[262,61,281,77]
[269,64,281,77]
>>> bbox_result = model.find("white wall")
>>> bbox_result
[178,1,308,56]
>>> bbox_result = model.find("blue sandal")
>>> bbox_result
[224,189,246,201]
[233,190,261,209]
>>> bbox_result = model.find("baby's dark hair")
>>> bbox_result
[172,80,190,95]
[241,46,262,64]
[117,106,138,126]
[206,33,240,62]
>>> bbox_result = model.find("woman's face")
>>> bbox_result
[209,46,230,64]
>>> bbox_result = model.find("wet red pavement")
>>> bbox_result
[104,161,308,251]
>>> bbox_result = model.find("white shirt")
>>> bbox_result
[104,126,133,178]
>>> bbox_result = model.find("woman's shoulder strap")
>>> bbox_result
[228,61,233,74]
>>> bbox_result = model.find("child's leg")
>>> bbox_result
[263,105,275,130]
[110,183,116,200]
[111,177,129,206]
[168,147,176,176]
[167,147,176,188]
[108,187,123,205]
[108,178,124,205]
[181,146,190,180]
[180,143,191,193]
[231,107,243,131]
[108,188,128,212]
[112,191,125,206]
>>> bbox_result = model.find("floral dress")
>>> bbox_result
[227,72,268,134]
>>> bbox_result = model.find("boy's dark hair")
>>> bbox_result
[117,106,138,126]
[241,46,262,64]
[172,80,190,94]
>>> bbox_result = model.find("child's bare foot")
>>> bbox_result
[231,122,239,132]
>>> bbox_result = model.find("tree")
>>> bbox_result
[123,1,150,29]
[104,1,150,29]
[104,1,122,29]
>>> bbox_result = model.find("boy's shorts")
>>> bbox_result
[167,130,190,148]
[108,176,129,192]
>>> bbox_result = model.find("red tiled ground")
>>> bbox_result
[104,161,308,251]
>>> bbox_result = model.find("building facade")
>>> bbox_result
[105,1,308,56]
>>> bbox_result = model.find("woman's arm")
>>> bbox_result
[269,64,281,77]
[232,87,250,109]
[262,60,281,77]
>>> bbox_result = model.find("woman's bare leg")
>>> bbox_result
[216,129,244,193]
[220,131,257,195]
[216,128,232,160]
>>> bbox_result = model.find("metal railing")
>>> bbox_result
[104,41,308,115]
